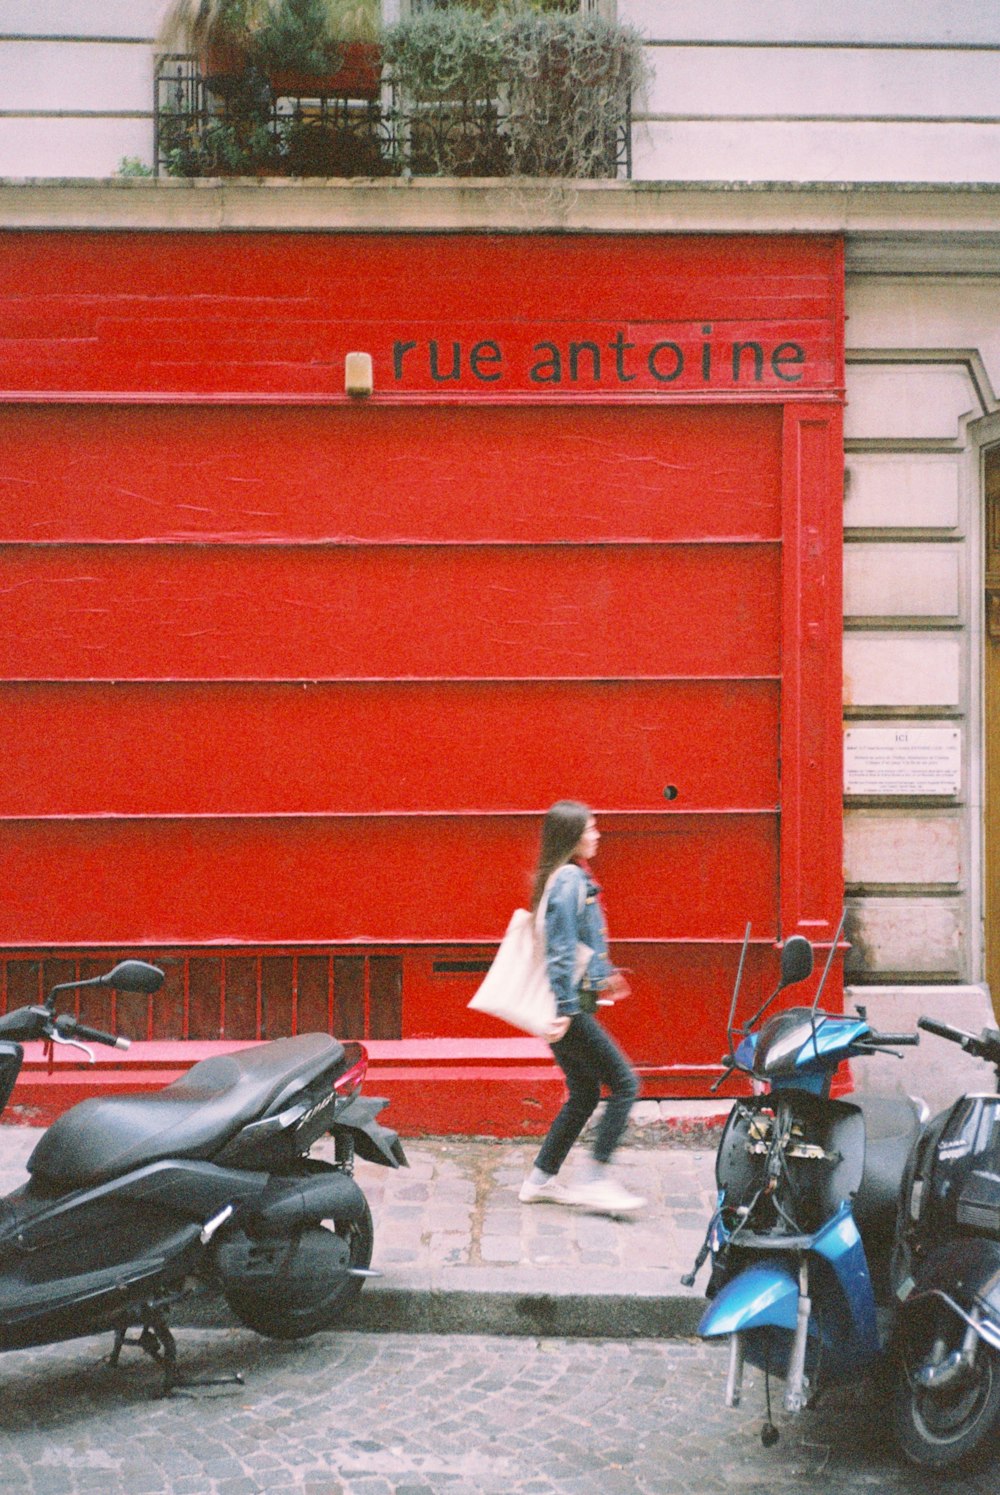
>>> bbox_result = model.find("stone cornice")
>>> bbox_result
[0,178,999,271]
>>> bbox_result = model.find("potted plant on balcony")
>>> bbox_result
[255,0,382,99]
[383,3,648,179]
[382,5,510,176]
[504,9,647,177]
[158,0,270,96]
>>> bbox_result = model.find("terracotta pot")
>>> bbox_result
[198,36,252,97]
[268,42,382,100]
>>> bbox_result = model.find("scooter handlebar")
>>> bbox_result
[918,1016,974,1046]
[54,1014,130,1051]
[75,1024,130,1051]
[867,1031,920,1046]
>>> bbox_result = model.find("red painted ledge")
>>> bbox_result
[4,1039,736,1135]
[6,1038,565,1136]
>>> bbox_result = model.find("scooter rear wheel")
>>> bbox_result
[224,1199,374,1340]
[893,1306,1000,1470]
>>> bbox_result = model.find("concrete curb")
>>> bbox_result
[177,1271,707,1341]
[346,1279,706,1340]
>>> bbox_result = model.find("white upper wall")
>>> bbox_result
[626,2,1000,46]
[0,1,166,176]
[0,0,998,180]
[628,0,1000,184]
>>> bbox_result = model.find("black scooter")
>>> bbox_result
[0,959,406,1391]
[892,1014,1000,1468]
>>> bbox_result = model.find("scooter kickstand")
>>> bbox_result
[109,1307,244,1396]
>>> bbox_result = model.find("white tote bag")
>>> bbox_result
[468,876,591,1038]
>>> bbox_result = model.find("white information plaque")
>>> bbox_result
[844,727,961,796]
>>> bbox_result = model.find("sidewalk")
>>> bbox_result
[0,1117,720,1341]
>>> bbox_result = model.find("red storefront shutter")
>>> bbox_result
[0,231,843,1116]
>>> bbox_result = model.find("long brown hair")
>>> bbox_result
[531,800,590,911]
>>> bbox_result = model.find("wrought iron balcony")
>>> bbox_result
[154,53,632,179]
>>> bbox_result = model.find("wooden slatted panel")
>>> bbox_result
[0,680,779,816]
[0,813,778,947]
[0,403,783,544]
[0,942,774,1072]
[0,541,779,680]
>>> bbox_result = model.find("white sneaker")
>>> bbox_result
[518,1174,575,1205]
[568,1178,646,1215]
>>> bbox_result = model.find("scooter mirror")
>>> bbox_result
[779,936,813,990]
[98,960,165,995]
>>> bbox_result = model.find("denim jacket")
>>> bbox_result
[542,862,615,1017]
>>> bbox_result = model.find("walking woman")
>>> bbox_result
[518,800,644,1215]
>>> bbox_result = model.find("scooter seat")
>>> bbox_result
[853,1094,923,1242]
[27,1034,345,1188]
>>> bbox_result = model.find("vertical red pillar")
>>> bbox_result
[780,401,845,963]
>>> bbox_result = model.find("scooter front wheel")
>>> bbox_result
[893,1306,1000,1470]
[224,1199,374,1340]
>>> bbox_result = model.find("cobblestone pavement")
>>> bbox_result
[352,1138,715,1281]
[0,1328,996,1495]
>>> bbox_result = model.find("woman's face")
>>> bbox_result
[574,816,599,861]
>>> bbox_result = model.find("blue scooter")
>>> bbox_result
[685,924,924,1447]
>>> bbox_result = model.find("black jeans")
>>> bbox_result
[534,1011,638,1175]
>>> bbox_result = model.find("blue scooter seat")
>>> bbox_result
[27,1034,345,1188]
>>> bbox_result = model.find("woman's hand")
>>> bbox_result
[545,1015,571,1044]
[602,972,631,1003]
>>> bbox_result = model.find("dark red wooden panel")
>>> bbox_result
[370,956,404,1040]
[76,956,115,1033]
[223,956,258,1041]
[333,957,365,1038]
[0,679,778,816]
[1,542,780,681]
[148,958,186,1041]
[0,403,783,544]
[0,813,777,947]
[297,955,331,1034]
[261,956,294,1040]
[188,956,222,1040]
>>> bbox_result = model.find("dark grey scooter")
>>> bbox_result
[0,960,406,1391]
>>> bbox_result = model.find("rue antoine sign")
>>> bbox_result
[379,320,832,395]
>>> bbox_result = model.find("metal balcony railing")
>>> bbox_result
[154,53,632,179]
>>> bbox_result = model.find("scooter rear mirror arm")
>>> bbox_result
[44,974,106,1011]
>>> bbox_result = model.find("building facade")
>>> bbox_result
[1,2,1000,1122]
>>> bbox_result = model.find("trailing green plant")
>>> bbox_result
[383,7,505,108]
[382,6,509,175]
[384,5,648,179]
[505,10,648,178]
